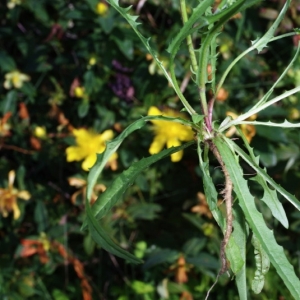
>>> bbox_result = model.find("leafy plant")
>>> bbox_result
[83,0,300,298]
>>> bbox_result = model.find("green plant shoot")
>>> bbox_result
[83,0,300,298]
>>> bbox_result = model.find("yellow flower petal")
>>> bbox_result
[12,202,21,220]
[166,137,181,149]
[66,146,87,162]
[108,152,118,162]
[3,80,12,89]
[147,106,193,162]
[171,150,183,162]
[8,170,15,189]
[100,129,114,141]
[96,2,108,15]
[74,86,85,98]
[82,153,97,171]
[17,190,31,200]
[66,127,117,171]
[149,135,166,155]
[34,126,47,139]
[148,106,163,116]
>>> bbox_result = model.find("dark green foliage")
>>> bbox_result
[1,0,300,299]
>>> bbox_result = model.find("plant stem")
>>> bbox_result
[169,66,196,116]
[180,0,198,73]
[216,31,297,97]
[207,139,233,274]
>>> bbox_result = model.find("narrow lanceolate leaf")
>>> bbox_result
[85,142,194,263]
[197,141,218,212]
[224,137,300,212]
[251,233,270,294]
[86,198,142,264]
[251,175,288,228]
[214,136,300,299]
[233,206,248,300]
[233,120,300,128]
[88,141,194,223]
[105,0,174,88]
[167,0,213,56]
[219,86,300,132]
[86,115,194,203]
[197,140,244,274]
[251,0,291,53]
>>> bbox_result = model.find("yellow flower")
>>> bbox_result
[0,170,31,219]
[74,86,85,98]
[96,2,108,15]
[289,108,300,120]
[147,106,194,162]
[89,57,97,66]
[226,111,256,143]
[38,232,51,251]
[66,128,118,171]
[34,126,47,139]
[3,70,30,89]
[7,0,21,9]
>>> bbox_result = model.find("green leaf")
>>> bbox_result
[197,142,218,212]
[131,281,154,294]
[78,100,90,118]
[234,120,300,128]
[186,253,220,270]
[143,249,179,269]
[1,90,18,114]
[34,201,49,233]
[0,51,16,71]
[220,86,300,132]
[251,0,291,53]
[251,175,288,228]
[225,137,300,212]
[127,203,161,220]
[251,233,270,294]
[88,141,193,223]
[192,114,205,124]
[233,205,248,300]
[86,196,143,264]
[197,141,244,274]
[167,0,213,56]
[216,0,294,101]
[85,142,194,263]
[214,136,300,299]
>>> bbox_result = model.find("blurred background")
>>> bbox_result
[1,0,300,299]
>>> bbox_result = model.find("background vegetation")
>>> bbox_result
[1,0,300,299]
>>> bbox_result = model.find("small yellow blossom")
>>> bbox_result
[226,111,256,143]
[89,57,97,66]
[4,70,30,89]
[289,108,300,120]
[7,0,21,9]
[39,232,51,251]
[66,128,118,171]
[96,2,108,15]
[0,170,31,219]
[34,126,47,139]
[147,106,194,162]
[74,86,85,98]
